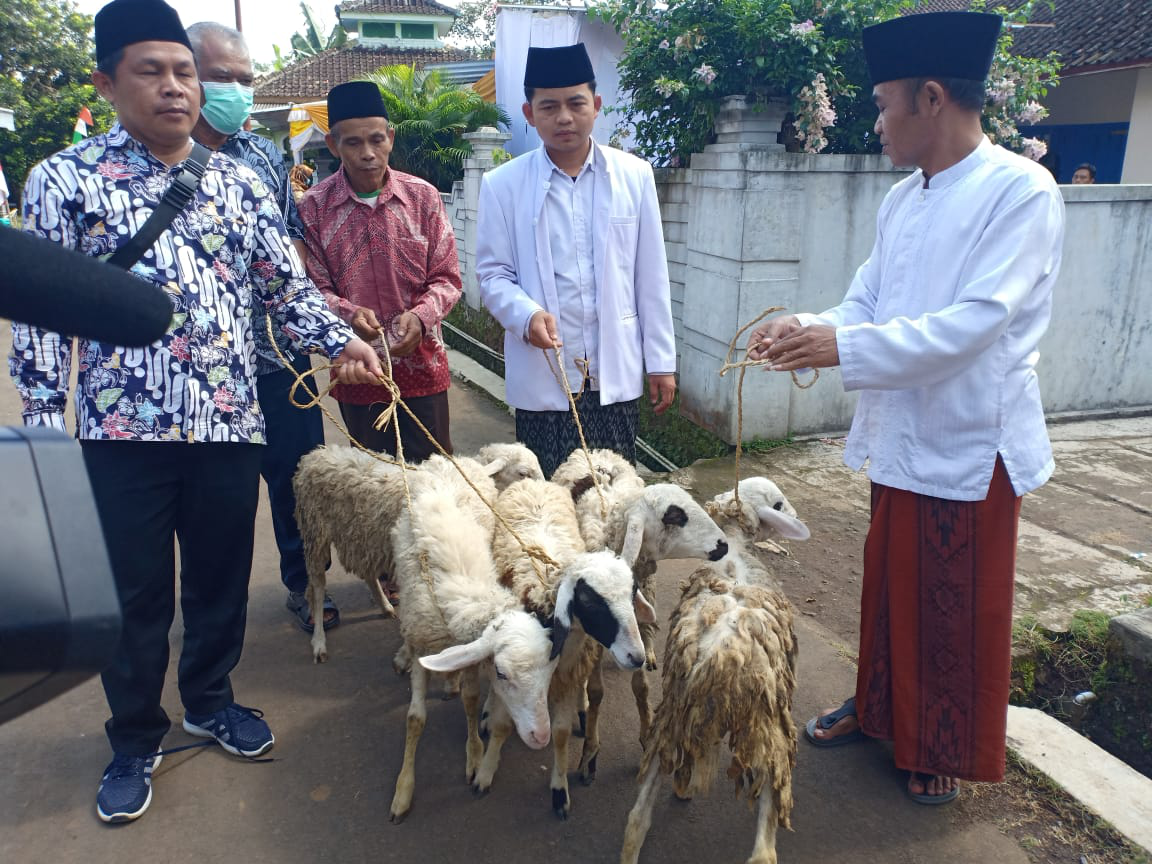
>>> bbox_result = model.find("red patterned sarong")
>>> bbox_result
[855,457,1022,782]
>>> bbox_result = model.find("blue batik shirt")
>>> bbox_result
[9,123,352,443]
[219,129,304,377]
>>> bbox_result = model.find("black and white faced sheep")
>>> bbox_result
[481,479,655,818]
[619,477,809,864]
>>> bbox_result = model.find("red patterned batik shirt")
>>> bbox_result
[299,167,462,404]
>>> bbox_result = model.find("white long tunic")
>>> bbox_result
[800,138,1065,501]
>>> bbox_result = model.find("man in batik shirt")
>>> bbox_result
[8,0,381,824]
[299,81,462,462]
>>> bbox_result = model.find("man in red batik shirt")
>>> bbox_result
[299,81,461,461]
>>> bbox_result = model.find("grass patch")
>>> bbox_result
[1011,611,1114,715]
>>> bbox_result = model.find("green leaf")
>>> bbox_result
[95,388,124,412]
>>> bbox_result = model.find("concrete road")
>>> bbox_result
[0,322,1065,863]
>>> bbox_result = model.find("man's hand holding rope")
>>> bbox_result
[331,338,386,385]
[748,315,840,372]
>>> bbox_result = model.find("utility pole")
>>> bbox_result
[234,0,243,31]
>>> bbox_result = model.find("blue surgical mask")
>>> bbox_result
[201,81,255,135]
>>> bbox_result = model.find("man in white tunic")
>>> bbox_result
[749,11,1064,804]
[477,44,677,477]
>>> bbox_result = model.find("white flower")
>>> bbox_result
[790,20,816,35]
[659,39,670,49]
[654,76,687,98]
[693,63,717,86]
[794,73,836,153]
[1015,100,1048,126]
[987,76,1017,107]
[1020,137,1048,161]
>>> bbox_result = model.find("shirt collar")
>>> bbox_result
[543,137,599,180]
[335,165,408,207]
[922,136,993,191]
[106,122,188,169]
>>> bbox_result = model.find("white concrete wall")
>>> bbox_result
[451,135,1152,442]
[1122,67,1152,184]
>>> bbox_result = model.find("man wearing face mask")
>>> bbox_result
[187,22,337,635]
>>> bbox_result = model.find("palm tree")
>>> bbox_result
[361,65,510,191]
[289,2,348,59]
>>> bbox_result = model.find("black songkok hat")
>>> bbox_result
[862,12,1002,85]
[327,81,390,126]
[523,44,596,89]
[94,0,192,64]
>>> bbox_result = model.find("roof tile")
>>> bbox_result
[339,0,458,17]
[254,44,474,102]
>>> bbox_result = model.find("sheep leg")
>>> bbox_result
[550,694,578,820]
[747,793,779,864]
[631,668,652,746]
[363,570,397,619]
[579,660,604,785]
[306,561,330,664]
[639,620,658,671]
[441,670,462,700]
[619,760,662,864]
[392,641,412,677]
[460,665,483,785]
[472,695,512,796]
[389,660,428,823]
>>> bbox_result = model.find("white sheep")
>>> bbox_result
[387,467,560,823]
[479,479,653,818]
[619,477,809,864]
[293,442,542,663]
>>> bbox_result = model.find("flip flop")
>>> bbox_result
[286,590,340,634]
[907,772,960,805]
[804,696,865,747]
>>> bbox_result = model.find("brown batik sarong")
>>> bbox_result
[855,457,1022,782]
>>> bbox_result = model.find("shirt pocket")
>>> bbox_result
[390,237,429,289]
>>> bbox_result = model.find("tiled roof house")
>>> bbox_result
[907,0,1152,181]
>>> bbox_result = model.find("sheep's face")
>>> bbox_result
[418,611,556,749]
[618,484,729,567]
[709,477,809,541]
[553,550,654,670]
[478,444,545,491]
[484,612,557,749]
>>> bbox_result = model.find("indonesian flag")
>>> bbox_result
[72,106,94,144]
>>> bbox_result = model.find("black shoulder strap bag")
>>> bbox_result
[106,142,212,271]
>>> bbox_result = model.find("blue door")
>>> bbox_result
[1028,122,1130,183]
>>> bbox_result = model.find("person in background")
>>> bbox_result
[749,11,1064,805]
[187,21,335,635]
[299,81,462,466]
[476,44,677,478]
[1071,162,1096,184]
[9,0,383,824]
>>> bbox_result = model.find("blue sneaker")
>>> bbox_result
[96,752,162,823]
[182,703,274,757]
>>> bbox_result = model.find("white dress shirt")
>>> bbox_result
[540,142,601,391]
[800,137,1065,501]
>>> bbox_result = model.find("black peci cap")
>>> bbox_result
[524,44,596,89]
[94,0,193,64]
[327,81,390,126]
[862,12,1002,85]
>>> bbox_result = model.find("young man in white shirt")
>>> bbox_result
[477,44,677,477]
[748,11,1064,804]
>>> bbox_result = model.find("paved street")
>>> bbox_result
[1,321,1146,863]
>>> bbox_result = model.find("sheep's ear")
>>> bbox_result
[633,588,656,625]
[548,617,569,660]
[619,509,645,567]
[755,505,810,540]
[419,638,492,673]
[483,457,508,477]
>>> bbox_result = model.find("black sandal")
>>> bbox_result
[804,696,865,747]
[286,590,340,634]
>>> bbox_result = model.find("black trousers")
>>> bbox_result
[338,390,452,462]
[81,440,262,756]
[515,392,639,478]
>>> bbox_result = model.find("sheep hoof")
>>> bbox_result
[645,652,658,672]
[388,808,409,824]
[575,710,587,738]
[580,754,598,785]
[313,651,328,664]
[551,788,569,820]
[472,783,491,798]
